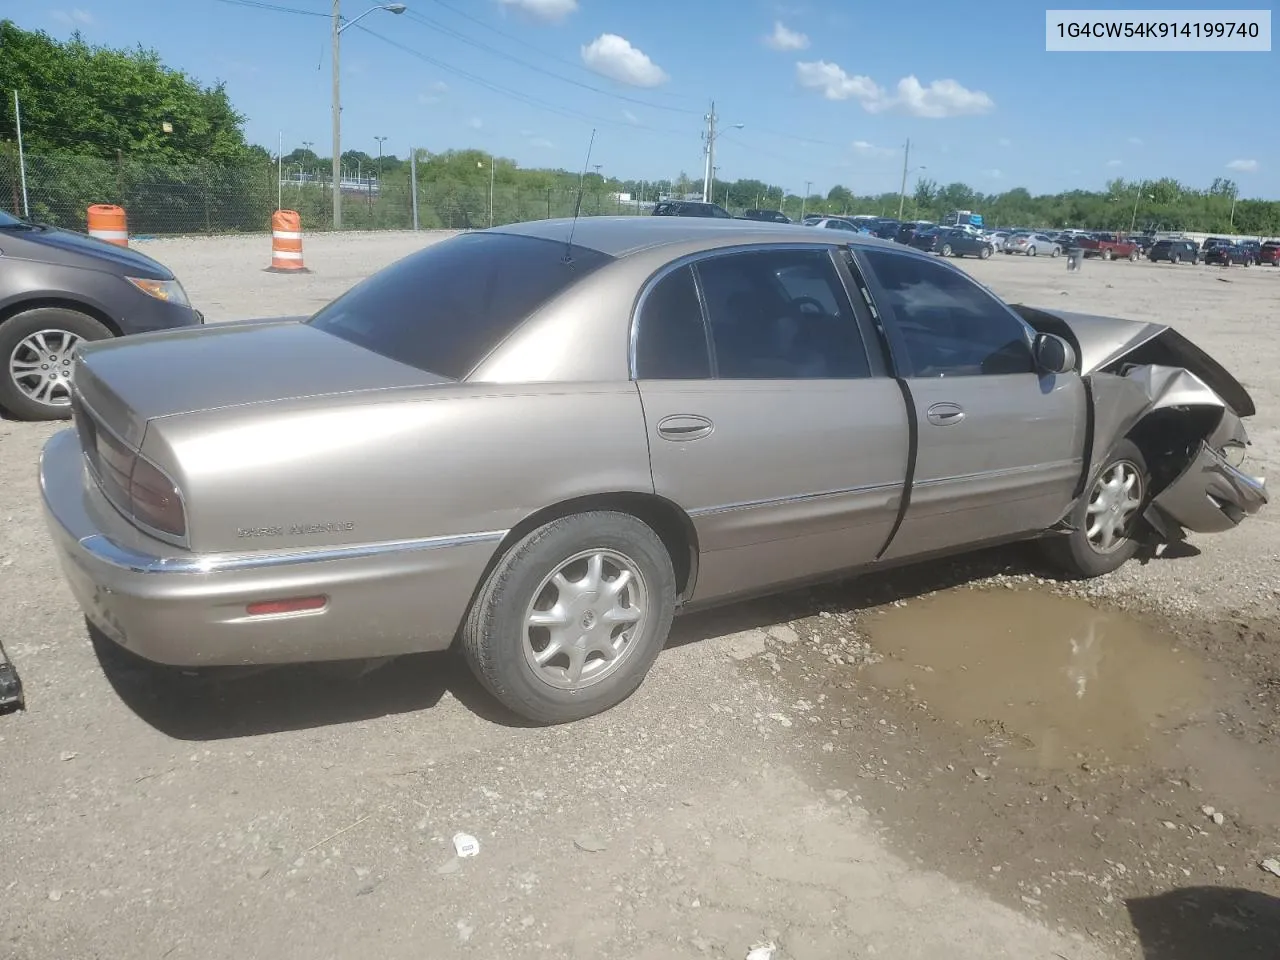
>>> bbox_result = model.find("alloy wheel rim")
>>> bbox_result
[522,548,648,691]
[9,329,81,407]
[1085,460,1144,554]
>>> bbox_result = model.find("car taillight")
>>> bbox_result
[80,409,187,541]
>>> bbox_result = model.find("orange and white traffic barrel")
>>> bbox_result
[266,209,309,273]
[86,204,129,246]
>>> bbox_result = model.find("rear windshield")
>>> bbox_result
[306,232,612,379]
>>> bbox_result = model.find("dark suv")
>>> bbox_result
[739,208,791,223]
[1203,243,1254,267]
[651,200,732,218]
[1147,239,1200,264]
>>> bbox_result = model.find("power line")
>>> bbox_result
[432,0,698,103]
[210,0,329,16]
[354,24,694,141]
[403,9,701,116]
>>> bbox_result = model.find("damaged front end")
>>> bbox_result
[1015,305,1268,542]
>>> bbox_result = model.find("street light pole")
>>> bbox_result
[331,3,407,230]
[800,180,812,221]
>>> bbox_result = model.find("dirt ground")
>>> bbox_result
[2,229,1279,960]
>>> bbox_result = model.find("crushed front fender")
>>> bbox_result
[1145,440,1268,538]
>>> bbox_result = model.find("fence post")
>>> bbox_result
[115,150,124,206]
[410,147,419,231]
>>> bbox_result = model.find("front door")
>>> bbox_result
[632,247,911,603]
[852,246,1087,561]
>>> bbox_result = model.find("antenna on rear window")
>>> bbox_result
[564,127,597,263]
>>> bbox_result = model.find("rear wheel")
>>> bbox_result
[1171,253,1181,264]
[941,243,953,257]
[1103,248,1114,261]
[460,511,677,724]
[979,245,992,260]
[1050,246,1061,258]
[1027,246,1036,257]
[1128,250,1139,262]
[1041,440,1149,579]
[0,307,113,421]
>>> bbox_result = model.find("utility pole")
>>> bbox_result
[702,100,716,202]
[14,90,29,218]
[331,0,342,229]
[897,138,910,220]
[489,155,495,227]
[800,180,812,221]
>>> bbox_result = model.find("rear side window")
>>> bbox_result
[634,266,711,379]
[307,233,611,380]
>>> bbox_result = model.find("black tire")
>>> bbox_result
[979,245,992,260]
[1171,253,1180,264]
[1103,248,1114,261]
[1128,250,1139,262]
[1050,246,1061,258]
[1026,246,1036,257]
[460,511,677,724]
[1041,439,1150,580]
[941,244,953,257]
[0,307,113,421]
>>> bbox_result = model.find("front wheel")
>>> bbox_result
[1051,246,1061,258]
[1041,440,1149,579]
[0,306,113,421]
[1128,250,1139,262]
[1027,246,1036,257]
[1171,253,1181,264]
[979,245,992,259]
[940,244,953,257]
[1103,249,1114,261]
[460,511,677,724]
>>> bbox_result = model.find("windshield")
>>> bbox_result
[307,232,613,380]
[0,210,27,227]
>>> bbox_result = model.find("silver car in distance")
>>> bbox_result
[39,218,1268,723]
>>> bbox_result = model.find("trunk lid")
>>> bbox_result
[73,319,449,448]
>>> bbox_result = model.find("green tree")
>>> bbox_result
[0,20,252,164]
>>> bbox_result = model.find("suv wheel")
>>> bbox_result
[1171,253,1181,264]
[0,307,113,421]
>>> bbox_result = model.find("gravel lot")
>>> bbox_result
[2,229,1279,960]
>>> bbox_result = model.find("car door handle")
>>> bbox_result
[925,402,965,426]
[657,414,714,441]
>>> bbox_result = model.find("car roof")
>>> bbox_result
[489,215,903,258]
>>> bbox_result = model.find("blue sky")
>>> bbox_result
[7,0,1278,198]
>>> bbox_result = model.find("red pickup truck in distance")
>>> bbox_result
[1077,233,1141,261]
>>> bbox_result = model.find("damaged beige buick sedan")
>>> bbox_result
[40,219,1267,723]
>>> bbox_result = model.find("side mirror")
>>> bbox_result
[1033,332,1076,375]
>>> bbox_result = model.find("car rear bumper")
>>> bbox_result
[39,429,501,667]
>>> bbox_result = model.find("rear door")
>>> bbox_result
[634,245,910,603]
[850,246,1087,561]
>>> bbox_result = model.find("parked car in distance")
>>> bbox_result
[805,217,860,232]
[895,221,933,244]
[42,219,1266,724]
[1203,243,1254,267]
[931,228,995,259]
[740,209,791,223]
[1258,240,1280,266]
[984,230,1015,251]
[1239,240,1261,261]
[651,200,732,218]
[868,218,902,240]
[0,209,203,422]
[1147,239,1201,264]
[1004,232,1063,257]
[1077,233,1141,261]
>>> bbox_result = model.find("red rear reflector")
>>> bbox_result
[245,596,328,617]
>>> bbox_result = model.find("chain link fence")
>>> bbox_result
[0,150,646,236]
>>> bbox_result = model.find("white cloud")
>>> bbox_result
[468,117,484,129]
[51,8,93,26]
[764,21,809,51]
[879,75,994,118]
[795,62,993,117]
[984,168,1004,179]
[1106,159,1123,167]
[795,60,883,103]
[1226,158,1258,172]
[851,140,894,157]
[1128,136,1143,145]
[418,81,449,105]
[997,137,1011,147]
[622,109,639,124]
[497,0,578,22]
[529,137,554,149]
[581,34,669,87]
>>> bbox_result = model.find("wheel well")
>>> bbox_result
[491,493,698,599]
[0,298,123,337]
[1124,406,1222,498]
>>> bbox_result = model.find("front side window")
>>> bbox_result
[694,249,871,379]
[634,265,711,379]
[307,232,612,380]
[861,249,1034,378]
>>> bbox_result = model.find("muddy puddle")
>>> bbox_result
[863,589,1208,768]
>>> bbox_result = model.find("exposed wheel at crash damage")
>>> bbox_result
[1041,440,1150,579]
[460,511,677,724]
